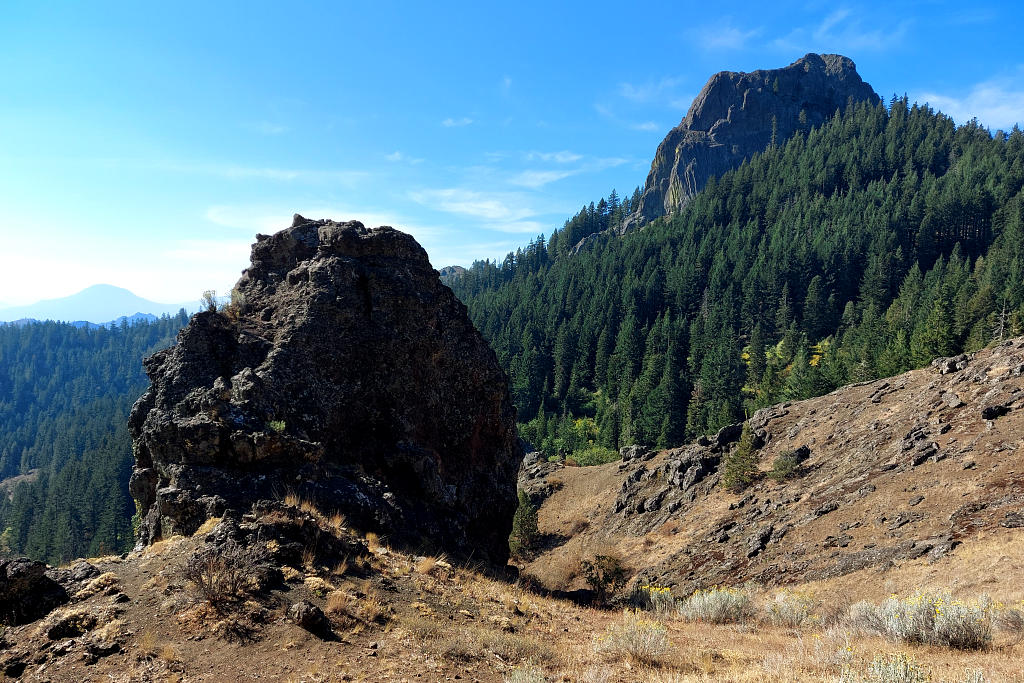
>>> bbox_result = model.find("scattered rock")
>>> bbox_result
[1001,512,1024,529]
[289,600,329,636]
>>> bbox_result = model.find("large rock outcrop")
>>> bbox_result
[129,216,522,564]
[622,53,879,231]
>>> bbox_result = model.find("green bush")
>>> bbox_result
[720,422,760,492]
[768,450,801,481]
[508,491,538,559]
[569,446,620,467]
[580,554,626,606]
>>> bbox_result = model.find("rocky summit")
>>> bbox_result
[623,53,879,231]
[129,216,521,564]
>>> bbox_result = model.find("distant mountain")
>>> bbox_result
[438,265,467,283]
[0,284,195,325]
[622,53,879,231]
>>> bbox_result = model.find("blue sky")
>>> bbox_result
[1,1,1022,306]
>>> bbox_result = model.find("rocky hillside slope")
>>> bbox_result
[130,216,521,565]
[622,53,879,231]
[521,339,1024,596]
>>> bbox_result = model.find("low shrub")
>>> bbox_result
[677,586,755,624]
[504,666,546,683]
[570,446,620,467]
[766,589,817,627]
[632,584,677,615]
[183,539,269,605]
[849,591,993,650]
[580,554,626,607]
[768,450,801,481]
[593,610,669,665]
[841,652,929,683]
[839,652,989,683]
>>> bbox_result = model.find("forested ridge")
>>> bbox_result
[449,97,1024,461]
[4,96,1024,565]
[0,313,188,563]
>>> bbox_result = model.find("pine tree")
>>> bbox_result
[721,422,760,492]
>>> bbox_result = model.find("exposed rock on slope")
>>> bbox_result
[524,339,1024,594]
[129,216,521,564]
[622,53,879,231]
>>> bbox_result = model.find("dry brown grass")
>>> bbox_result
[327,511,346,532]
[138,628,158,654]
[415,554,443,575]
[143,535,186,558]
[91,618,125,644]
[74,571,119,599]
[357,590,388,623]
[325,590,353,616]
[365,532,381,553]
[193,516,221,536]
[303,576,334,596]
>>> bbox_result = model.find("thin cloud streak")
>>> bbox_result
[695,21,763,50]
[916,73,1024,131]
[160,161,368,185]
[770,8,910,54]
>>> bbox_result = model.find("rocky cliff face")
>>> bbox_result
[129,216,521,564]
[622,53,879,232]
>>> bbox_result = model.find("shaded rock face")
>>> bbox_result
[130,216,521,564]
[623,53,879,232]
[0,558,69,625]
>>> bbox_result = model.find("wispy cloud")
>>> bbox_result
[385,151,424,164]
[442,117,474,127]
[526,150,583,163]
[164,238,253,265]
[691,17,764,51]
[247,121,289,135]
[630,121,660,132]
[508,154,630,188]
[409,188,535,223]
[618,76,686,103]
[500,76,512,96]
[771,8,910,53]
[161,161,367,185]
[509,169,577,188]
[916,71,1024,131]
[595,103,668,133]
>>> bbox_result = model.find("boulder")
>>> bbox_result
[0,558,69,625]
[130,217,522,564]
